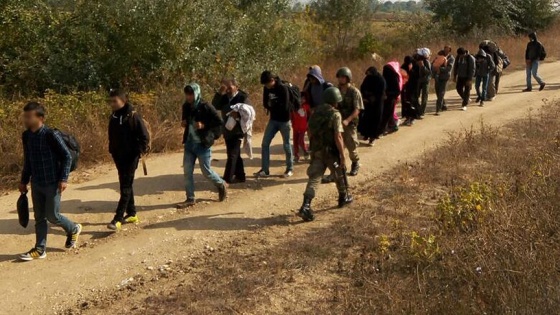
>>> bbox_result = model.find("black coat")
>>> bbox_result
[359,68,386,138]
[182,101,223,147]
[108,103,150,161]
[212,90,249,140]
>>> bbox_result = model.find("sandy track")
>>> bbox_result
[0,64,558,314]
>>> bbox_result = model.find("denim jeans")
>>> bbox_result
[261,120,293,174]
[183,141,224,200]
[31,183,77,251]
[475,75,489,101]
[526,61,544,90]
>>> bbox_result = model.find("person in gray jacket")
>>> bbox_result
[433,46,455,114]
[453,47,476,111]
[474,49,496,107]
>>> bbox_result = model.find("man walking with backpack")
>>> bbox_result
[474,48,495,107]
[19,102,82,260]
[453,47,476,111]
[107,89,150,230]
[524,32,546,92]
[255,71,294,178]
[177,83,227,208]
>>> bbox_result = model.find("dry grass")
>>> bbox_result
[70,102,560,315]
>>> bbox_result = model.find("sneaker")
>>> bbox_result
[479,101,484,107]
[107,220,122,231]
[254,170,269,178]
[283,170,294,178]
[522,88,532,92]
[19,248,46,261]
[218,183,228,202]
[367,139,375,147]
[124,215,140,224]
[540,83,546,91]
[176,199,196,209]
[462,106,467,111]
[65,223,82,249]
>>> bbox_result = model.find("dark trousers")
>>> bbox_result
[223,138,245,183]
[456,77,472,106]
[114,156,139,221]
[419,81,429,115]
[379,97,397,134]
[435,78,449,112]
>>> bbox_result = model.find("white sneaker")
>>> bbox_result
[462,106,467,111]
[254,170,269,178]
[283,170,294,178]
[19,248,46,261]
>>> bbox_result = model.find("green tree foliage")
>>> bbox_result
[425,0,559,35]
[0,0,311,96]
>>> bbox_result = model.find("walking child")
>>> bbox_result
[291,93,311,163]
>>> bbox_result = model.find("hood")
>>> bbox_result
[386,61,401,76]
[476,49,487,58]
[307,65,325,84]
[365,66,379,76]
[187,83,202,107]
[529,32,538,41]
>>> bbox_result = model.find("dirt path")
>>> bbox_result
[0,64,558,314]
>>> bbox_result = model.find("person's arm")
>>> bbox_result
[525,43,530,61]
[488,56,496,73]
[181,102,188,128]
[20,133,31,192]
[206,103,224,129]
[133,113,150,154]
[452,57,458,81]
[278,83,290,112]
[334,114,346,167]
[262,88,270,111]
[468,56,476,80]
[211,93,225,111]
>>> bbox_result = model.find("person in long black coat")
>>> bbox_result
[401,56,421,126]
[379,63,401,136]
[358,67,386,145]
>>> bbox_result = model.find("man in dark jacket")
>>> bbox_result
[212,78,249,184]
[178,83,227,208]
[255,71,294,178]
[19,102,82,260]
[524,32,546,92]
[107,89,150,230]
[453,47,476,111]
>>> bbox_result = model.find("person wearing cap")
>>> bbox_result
[254,71,294,178]
[177,83,227,209]
[297,87,353,222]
[453,47,476,111]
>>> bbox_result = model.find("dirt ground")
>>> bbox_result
[0,64,559,314]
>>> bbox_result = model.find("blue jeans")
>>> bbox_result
[183,142,224,200]
[475,75,489,101]
[31,183,77,251]
[526,61,544,90]
[261,120,293,174]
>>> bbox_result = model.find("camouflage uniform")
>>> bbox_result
[304,104,347,200]
[338,84,364,163]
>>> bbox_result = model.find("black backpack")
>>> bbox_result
[281,81,301,112]
[49,129,81,172]
[539,43,547,61]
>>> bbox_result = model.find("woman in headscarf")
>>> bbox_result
[379,61,403,136]
[400,55,421,126]
[358,66,386,146]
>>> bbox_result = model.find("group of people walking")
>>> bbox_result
[16,32,548,260]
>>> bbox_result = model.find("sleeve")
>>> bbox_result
[262,88,270,110]
[334,112,344,133]
[469,56,476,78]
[525,43,530,60]
[488,56,496,73]
[134,113,150,154]
[21,133,31,185]
[444,56,455,75]
[355,89,365,111]
[278,83,290,112]
[207,104,224,129]
[211,93,224,111]
[452,58,458,78]
[49,131,72,182]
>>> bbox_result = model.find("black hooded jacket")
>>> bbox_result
[526,33,546,61]
[108,103,150,161]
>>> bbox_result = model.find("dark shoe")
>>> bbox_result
[176,199,196,209]
[230,177,246,184]
[435,111,440,116]
[479,101,484,107]
[540,83,546,91]
[65,224,82,249]
[218,183,228,202]
[338,194,354,208]
[321,174,335,184]
[475,96,481,103]
[349,162,360,176]
[522,88,532,92]
[297,198,315,222]
[442,105,448,111]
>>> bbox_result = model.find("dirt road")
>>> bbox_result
[0,64,558,314]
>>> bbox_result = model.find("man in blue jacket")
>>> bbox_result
[19,102,82,261]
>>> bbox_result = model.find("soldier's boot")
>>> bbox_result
[338,193,354,208]
[348,162,360,176]
[298,197,315,222]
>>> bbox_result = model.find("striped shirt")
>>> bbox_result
[21,126,72,186]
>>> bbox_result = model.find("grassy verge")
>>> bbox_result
[67,102,560,314]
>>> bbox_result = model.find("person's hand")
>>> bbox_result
[58,182,68,193]
[219,84,227,95]
[342,119,350,127]
[181,120,187,128]
[18,183,28,194]
[195,121,205,130]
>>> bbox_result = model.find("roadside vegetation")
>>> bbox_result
[1,0,560,189]
[67,102,560,314]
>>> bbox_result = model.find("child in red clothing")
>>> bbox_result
[291,94,311,163]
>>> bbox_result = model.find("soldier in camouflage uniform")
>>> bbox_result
[298,87,354,222]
